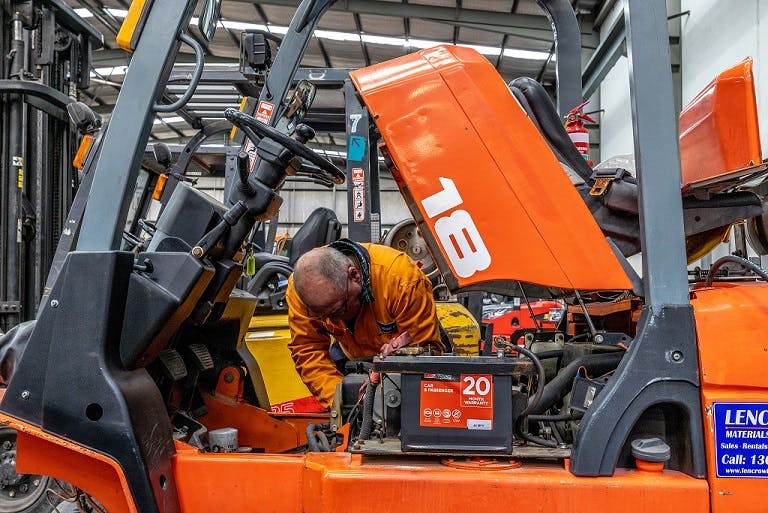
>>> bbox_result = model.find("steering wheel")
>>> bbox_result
[225,108,345,185]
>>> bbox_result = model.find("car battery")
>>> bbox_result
[374,355,533,453]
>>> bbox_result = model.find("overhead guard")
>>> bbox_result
[351,45,631,293]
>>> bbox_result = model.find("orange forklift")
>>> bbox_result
[0,0,767,512]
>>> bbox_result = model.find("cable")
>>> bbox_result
[527,412,583,422]
[704,254,768,287]
[512,344,559,447]
[305,423,321,452]
[518,281,542,331]
[358,380,379,440]
[514,344,545,419]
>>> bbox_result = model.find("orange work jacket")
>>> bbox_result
[286,243,442,408]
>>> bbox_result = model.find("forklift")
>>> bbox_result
[0,0,766,512]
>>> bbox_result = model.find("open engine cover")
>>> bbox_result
[351,46,631,294]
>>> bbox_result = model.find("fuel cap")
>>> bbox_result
[631,437,671,463]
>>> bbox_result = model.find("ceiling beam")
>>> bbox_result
[92,48,235,66]
[230,0,556,33]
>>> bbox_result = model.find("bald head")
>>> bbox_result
[293,247,350,306]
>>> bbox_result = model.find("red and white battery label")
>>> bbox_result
[419,374,494,429]
[255,101,275,124]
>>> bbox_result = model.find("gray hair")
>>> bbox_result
[293,247,350,301]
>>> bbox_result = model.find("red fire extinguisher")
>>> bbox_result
[564,100,596,167]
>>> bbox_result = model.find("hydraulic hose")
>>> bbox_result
[306,424,321,452]
[514,344,546,420]
[529,351,625,415]
[305,422,331,452]
[358,380,379,440]
[512,345,557,447]
[704,254,768,287]
[516,351,624,448]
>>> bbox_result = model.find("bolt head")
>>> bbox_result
[20,390,29,400]
[50,299,59,308]
[223,372,234,383]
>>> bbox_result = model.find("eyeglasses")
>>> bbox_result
[305,275,350,321]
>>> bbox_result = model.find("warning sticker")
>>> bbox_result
[420,374,493,429]
[243,138,259,172]
[256,101,275,125]
[714,403,768,478]
[352,167,366,222]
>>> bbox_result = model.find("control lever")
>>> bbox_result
[192,201,248,259]
[295,123,315,143]
[236,150,256,196]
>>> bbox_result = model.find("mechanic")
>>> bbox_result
[286,239,446,408]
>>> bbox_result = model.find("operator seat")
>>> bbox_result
[246,207,341,309]
[288,207,342,266]
[508,76,762,260]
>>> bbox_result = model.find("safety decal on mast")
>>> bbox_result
[255,101,275,125]
[714,403,768,478]
[352,167,365,222]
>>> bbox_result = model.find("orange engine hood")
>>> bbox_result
[350,45,631,294]
[679,57,762,193]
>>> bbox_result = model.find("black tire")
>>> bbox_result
[0,427,68,513]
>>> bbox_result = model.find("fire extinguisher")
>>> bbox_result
[564,100,596,167]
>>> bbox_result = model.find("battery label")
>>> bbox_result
[419,374,493,429]
[714,403,768,478]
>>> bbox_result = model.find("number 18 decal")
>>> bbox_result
[421,177,491,278]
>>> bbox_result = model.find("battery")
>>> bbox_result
[374,355,533,453]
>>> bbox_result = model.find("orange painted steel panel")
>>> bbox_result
[301,454,708,513]
[0,414,137,513]
[691,282,768,388]
[199,391,310,453]
[172,451,707,513]
[692,282,768,513]
[351,46,631,292]
[173,452,305,513]
[4,410,709,513]
[679,58,762,189]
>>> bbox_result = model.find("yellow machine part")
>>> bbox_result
[436,301,481,355]
[243,314,307,408]
[244,302,480,409]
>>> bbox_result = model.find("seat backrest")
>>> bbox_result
[288,207,341,266]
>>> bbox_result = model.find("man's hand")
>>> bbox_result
[380,331,413,358]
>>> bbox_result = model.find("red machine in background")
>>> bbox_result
[482,299,563,341]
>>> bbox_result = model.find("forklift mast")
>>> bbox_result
[0,0,102,332]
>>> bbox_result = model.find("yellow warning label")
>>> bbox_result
[17,169,23,189]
